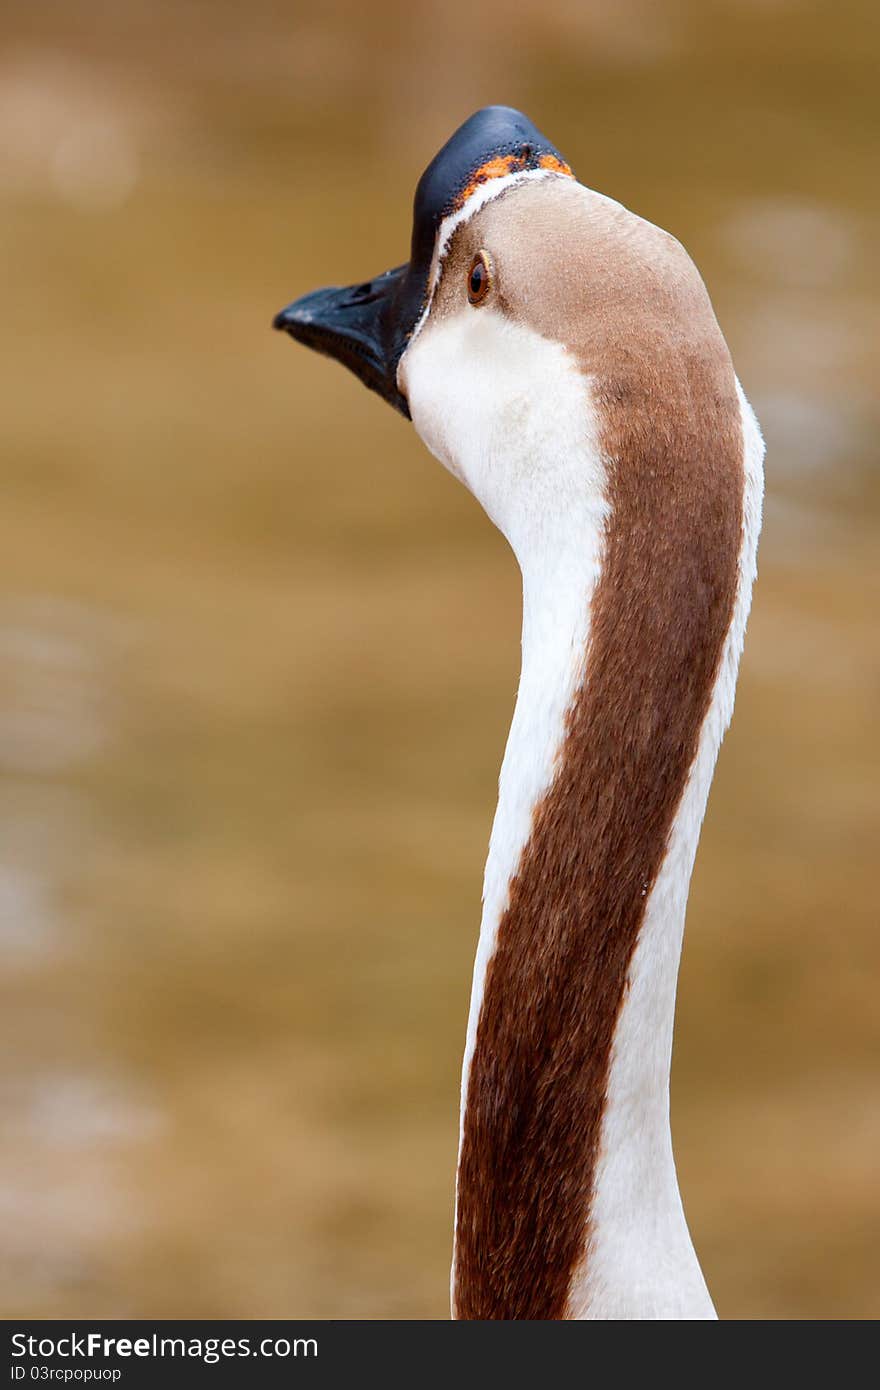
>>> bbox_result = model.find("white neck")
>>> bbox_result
[459,505,604,1141]
[448,340,609,1148]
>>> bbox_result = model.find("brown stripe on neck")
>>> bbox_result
[452,187,744,1319]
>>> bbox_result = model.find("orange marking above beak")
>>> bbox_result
[453,150,574,210]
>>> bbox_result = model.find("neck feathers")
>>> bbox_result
[453,358,763,1319]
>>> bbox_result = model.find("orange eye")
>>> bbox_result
[467,251,492,305]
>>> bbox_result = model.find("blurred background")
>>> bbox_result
[1,0,877,1320]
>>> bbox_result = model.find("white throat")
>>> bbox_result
[401,315,609,1133]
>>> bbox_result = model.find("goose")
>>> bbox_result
[273,105,764,1321]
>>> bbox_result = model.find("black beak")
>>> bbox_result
[273,264,412,418]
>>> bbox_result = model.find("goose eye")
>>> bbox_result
[467,251,492,305]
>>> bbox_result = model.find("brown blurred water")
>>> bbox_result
[1,0,878,1318]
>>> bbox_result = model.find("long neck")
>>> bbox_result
[453,381,763,1320]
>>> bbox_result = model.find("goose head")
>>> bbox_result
[274,105,732,560]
